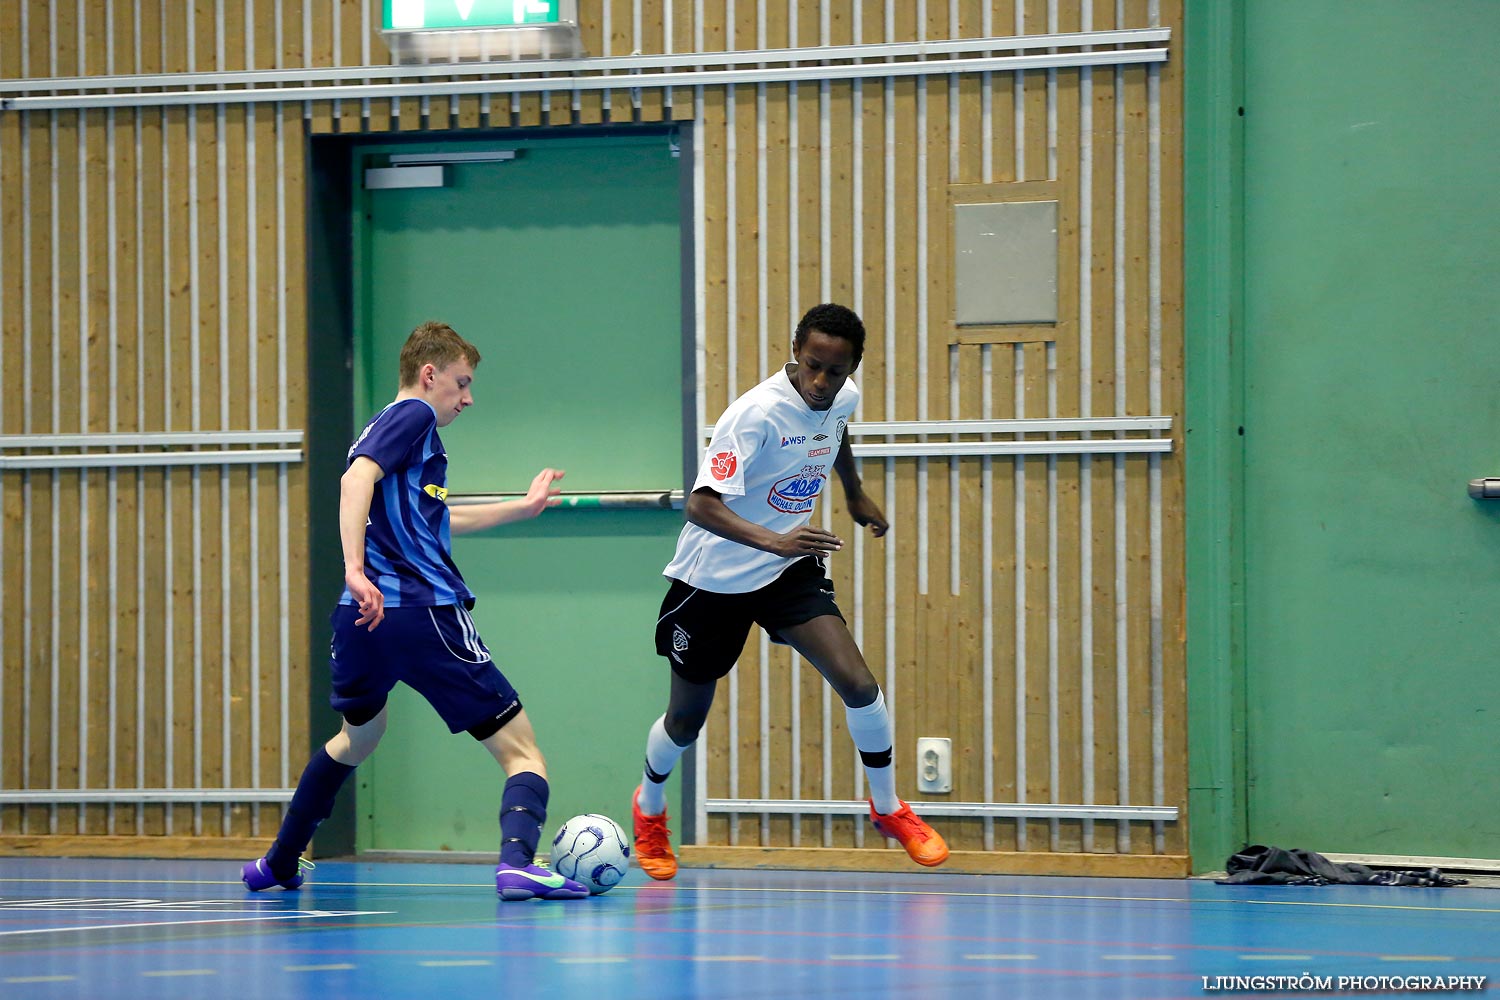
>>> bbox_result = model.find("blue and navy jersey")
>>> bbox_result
[339,398,473,608]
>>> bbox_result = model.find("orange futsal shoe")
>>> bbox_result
[632,785,679,881]
[869,799,950,868]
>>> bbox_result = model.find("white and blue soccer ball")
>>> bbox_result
[550,813,630,894]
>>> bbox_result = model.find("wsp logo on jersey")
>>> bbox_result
[423,484,448,501]
[780,434,807,448]
[767,465,827,513]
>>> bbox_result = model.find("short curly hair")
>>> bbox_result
[398,321,481,388]
[793,303,865,365]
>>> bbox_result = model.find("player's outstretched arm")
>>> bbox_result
[448,468,565,535]
[685,486,845,557]
[833,436,888,537]
[341,456,386,631]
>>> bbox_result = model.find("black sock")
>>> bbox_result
[266,747,355,878]
[498,771,550,868]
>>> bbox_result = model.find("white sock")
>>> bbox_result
[638,715,690,816]
[844,690,899,814]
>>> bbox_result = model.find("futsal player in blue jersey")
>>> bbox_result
[242,321,588,901]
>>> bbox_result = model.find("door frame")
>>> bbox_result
[1183,0,1249,872]
[305,123,698,856]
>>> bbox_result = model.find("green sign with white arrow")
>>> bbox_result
[383,0,562,31]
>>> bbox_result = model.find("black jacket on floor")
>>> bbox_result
[1216,845,1466,887]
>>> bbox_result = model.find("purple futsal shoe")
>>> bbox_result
[241,857,313,891]
[495,862,588,901]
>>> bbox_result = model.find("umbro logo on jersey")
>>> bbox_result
[812,433,828,441]
[423,484,448,501]
[780,435,807,447]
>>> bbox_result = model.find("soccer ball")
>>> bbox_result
[550,813,630,894]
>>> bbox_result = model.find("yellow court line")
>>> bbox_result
[3,877,1498,916]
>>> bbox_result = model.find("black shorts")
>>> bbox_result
[654,557,845,683]
[328,603,521,737]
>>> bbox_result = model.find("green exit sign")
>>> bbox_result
[384,0,563,31]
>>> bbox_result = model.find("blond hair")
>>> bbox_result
[397,321,481,387]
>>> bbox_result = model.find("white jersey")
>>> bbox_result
[664,364,859,593]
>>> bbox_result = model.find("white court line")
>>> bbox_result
[0,910,393,938]
[2,898,310,912]
[3,878,1497,916]
[5,976,78,984]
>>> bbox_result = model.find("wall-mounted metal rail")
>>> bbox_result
[0,430,304,470]
[0,29,1170,111]
[705,798,1178,822]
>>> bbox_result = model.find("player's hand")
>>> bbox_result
[345,570,384,631]
[771,525,843,558]
[847,492,889,538]
[520,468,566,518]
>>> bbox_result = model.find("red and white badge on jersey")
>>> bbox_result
[709,451,738,481]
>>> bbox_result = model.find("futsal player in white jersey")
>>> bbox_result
[632,303,948,878]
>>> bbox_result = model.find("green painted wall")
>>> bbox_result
[349,130,684,853]
[1188,2,1500,866]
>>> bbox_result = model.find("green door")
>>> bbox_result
[1240,4,1500,857]
[351,132,683,853]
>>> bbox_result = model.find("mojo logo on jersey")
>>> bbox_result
[672,624,690,653]
[780,434,807,448]
[835,417,848,442]
[709,451,738,481]
[768,465,827,514]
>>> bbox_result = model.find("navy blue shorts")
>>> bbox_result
[654,556,845,684]
[328,603,521,737]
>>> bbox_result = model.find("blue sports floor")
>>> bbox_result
[1,858,1495,999]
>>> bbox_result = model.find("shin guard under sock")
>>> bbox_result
[499,771,550,868]
[266,747,355,878]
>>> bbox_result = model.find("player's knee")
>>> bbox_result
[343,698,387,729]
[663,707,707,746]
[328,709,387,765]
[839,677,882,710]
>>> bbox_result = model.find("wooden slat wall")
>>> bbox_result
[0,3,311,851]
[0,1,1183,870]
